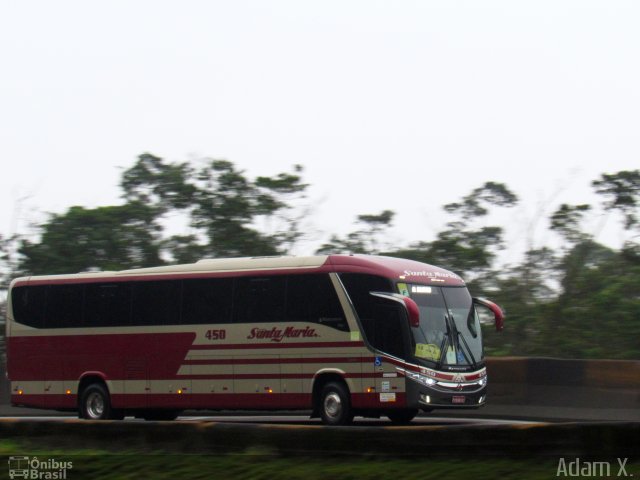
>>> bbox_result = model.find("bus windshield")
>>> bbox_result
[400,284,483,367]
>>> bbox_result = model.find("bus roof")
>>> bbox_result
[11,254,465,287]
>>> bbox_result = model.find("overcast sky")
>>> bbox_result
[1,1,639,262]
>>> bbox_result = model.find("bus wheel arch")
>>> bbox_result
[311,372,354,426]
[77,375,122,420]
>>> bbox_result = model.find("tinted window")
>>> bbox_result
[370,303,408,358]
[234,276,286,323]
[182,277,233,324]
[339,273,393,321]
[339,273,398,350]
[45,284,84,328]
[11,285,46,328]
[287,274,347,331]
[131,280,182,326]
[85,283,132,327]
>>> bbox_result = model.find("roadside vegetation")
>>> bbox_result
[0,438,578,480]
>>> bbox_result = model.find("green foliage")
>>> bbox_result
[316,210,395,255]
[592,170,640,229]
[444,181,518,220]
[549,204,591,244]
[19,203,163,275]
[17,154,310,273]
[388,182,518,280]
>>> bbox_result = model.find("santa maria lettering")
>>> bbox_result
[402,270,462,280]
[247,326,319,342]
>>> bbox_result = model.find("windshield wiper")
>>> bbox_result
[448,313,477,366]
[456,331,476,365]
[437,317,449,367]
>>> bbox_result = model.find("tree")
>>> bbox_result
[549,204,592,244]
[388,182,518,281]
[18,203,163,275]
[120,152,197,213]
[592,170,640,230]
[315,210,395,254]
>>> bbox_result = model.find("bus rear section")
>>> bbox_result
[5,254,503,425]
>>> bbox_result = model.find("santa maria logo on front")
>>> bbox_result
[247,326,319,342]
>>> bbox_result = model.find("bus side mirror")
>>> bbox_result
[370,292,420,327]
[473,297,504,332]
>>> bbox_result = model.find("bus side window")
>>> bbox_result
[85,283,132,327]
[11,285,47,329]
[182,277,233,324]
[234,276,286,323]
[286,274,348,331]
[131,280,181,326]
[371,302,409,359]
[44,284,85,328]
[339,273,393,345]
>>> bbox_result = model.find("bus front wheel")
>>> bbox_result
[79,383,114,420]
[319,382,353,426]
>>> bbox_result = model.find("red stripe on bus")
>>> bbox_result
[188,341,366,350]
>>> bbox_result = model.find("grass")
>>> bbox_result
[3,438,627,480]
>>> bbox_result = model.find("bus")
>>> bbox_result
[5,254,503,425]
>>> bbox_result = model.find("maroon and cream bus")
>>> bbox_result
[6,255,503,425]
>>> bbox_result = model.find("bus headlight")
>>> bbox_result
[409,372,436,387]
[478,377,487,387]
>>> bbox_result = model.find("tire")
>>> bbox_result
[143,409,181,421]
[319,382,353,426]
[79,383,113,420]
[387,409,418,424]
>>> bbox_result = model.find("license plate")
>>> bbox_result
[452,396,466,404]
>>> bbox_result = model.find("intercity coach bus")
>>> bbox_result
[6,254,503,425]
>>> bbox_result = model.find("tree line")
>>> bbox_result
[1,154,638,359]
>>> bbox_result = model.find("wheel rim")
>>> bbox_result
[86,392,105,419]
[324,392,342,419]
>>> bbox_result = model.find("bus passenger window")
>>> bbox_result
[11,285,47,328]
[131,281,181,326]
[233,276,286,324]
[45,284,85,328]
[85,283,132,327]
[286,274,348,331]
[182,278,233,324]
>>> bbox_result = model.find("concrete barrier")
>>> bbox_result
[484,357,640,413]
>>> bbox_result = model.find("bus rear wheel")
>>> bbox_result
[319,382,353,426]
[387,409,418,424]
[79,383,114,420]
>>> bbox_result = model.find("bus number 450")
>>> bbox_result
[205,329,226,340]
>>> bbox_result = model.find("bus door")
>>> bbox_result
[369,298,413,407]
